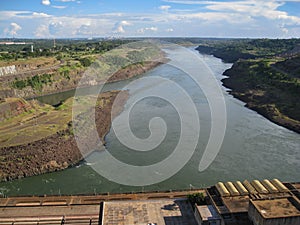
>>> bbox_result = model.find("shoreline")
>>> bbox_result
[196,49,300,134]
[14,61,163,102]
[0,57,164,182]
[221,67,300,134]
[23,61,163,107]
[0,90,129,182]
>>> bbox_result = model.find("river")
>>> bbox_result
[0,47,299,196]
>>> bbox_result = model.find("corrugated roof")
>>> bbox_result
[243,180,258,195]
[251,180,269,194]
[234,181,249,196]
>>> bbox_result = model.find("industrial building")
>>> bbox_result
[194,205,221,225]
[206,179,300,225]
[0,179,299,225]
[248,197,300,225]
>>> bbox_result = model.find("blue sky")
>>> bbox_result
[1,0,300,38]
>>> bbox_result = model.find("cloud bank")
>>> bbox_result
[1,0,300,38]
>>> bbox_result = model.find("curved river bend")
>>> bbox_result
[0,47,299,196]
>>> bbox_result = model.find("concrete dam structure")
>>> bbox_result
[0,179,299,225]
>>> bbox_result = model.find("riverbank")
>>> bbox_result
[0,90,129,182]
[0,44,165,181]
[0,61,163,181]
[0,60,163,100]
[0,40,165,100]
[196,39,300,134]
[221,59,300,134]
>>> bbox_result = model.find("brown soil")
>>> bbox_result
[0,90,129,182]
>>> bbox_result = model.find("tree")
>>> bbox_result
[79,57,92,67]
[187,192,206,205]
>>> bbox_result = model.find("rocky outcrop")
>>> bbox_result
[0,65,17,76]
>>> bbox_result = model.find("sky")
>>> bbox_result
[1,0,300,38]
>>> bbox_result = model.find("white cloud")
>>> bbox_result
[163,0,300,33]
[205,1,300,25]
[159,5,171,11]
[32,12,51,17]
[162,0,209,5]
[34,16,113,38]
[168,11,251,24]
[76,24,92,35]
[0,11,31,20]
[120,20,131,26]
[4,22,22,36]
[113,20,131,33]
[49,21,64,35]
[163,0,300,6]
[281,27,289,34]
[42,0,51,6]
[34,24,50,37]
[149,27,158,31]
[10,22,22,35]
[52,5,67,9]
[137,27,158,34]
[1,0,300,38]
[275,0,300,2]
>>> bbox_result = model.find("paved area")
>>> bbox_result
[103,199,197,225]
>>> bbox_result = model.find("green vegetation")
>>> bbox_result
[0,38,165,181]
[0,38,164,147]
[0,91,129,182]
[103,55,130,67]
[79,57,93,67]
[196,38,300,133]
[1,38,163,100]
[12,74,52,91]
[58,66,71,80]
[196,38,300,63]
[224,58,300,121]
[187,192,206,206]
[0,38,132,61]
[127,47,160,62]
[274,55,300,78]
[0,97,70,148]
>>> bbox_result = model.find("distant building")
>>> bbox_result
[248,197,300,225]
[194,205,221,225]
[0,42,26,45]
